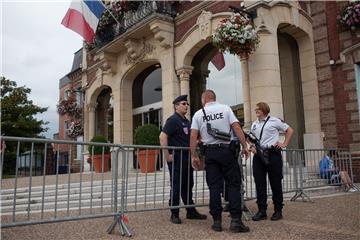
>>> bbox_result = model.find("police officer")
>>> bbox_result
[250,102,293,221]
[223,124,242,212]
[159,95,207,224]
[190,90,250,232]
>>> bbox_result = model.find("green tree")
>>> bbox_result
[1,76,48,137]
[1,76,49,175]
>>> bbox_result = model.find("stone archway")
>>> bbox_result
[278,31,305,149]
[87,85,112,141]
[118,60,160,144]
[175,3,322,148]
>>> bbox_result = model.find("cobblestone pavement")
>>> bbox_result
[1,193,359,240]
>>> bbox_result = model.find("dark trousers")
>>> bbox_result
[253,150,283,212]
[167,151,194,215]
[205,147,242,220]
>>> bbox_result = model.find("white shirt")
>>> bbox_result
[191,102,239,144]
[250,116,289,148]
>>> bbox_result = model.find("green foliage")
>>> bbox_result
[89,135,110,155]
[134,124,160,146]
[1,76,49,175]
[1,76,48,138]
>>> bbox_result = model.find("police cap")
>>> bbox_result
[172,95,188,104]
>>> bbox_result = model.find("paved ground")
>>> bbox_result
[1,192,359,240]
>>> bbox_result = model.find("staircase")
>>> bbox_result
[0,171,209,216]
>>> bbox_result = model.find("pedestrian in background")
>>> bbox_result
[159,95,207,224]
[250,102,293,221]
[190,90,250,233]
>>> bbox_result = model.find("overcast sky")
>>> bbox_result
[2,0,83,138]
[208,53,242,106]
[1,0,242,139]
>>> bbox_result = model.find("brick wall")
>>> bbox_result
[311,1,360,181]
[175,1,241,42]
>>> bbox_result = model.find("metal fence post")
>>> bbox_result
[107,147,132,237]
[290,150,313,202]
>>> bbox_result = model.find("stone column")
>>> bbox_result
[241,57,251,131]
[176,65,193,96]
[112,88,121,144]
[176,65,193,119]
[87,103,96,141]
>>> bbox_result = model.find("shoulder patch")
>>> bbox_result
[278,118,285,123]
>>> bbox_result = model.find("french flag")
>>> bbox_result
[61,0,106,44]
[211,52,225,71]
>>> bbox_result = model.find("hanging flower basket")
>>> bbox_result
[57,97,82,118]
[212,13,259,58]
[68,121,83,138]
[97,0,140,31]
[337,1,360,31]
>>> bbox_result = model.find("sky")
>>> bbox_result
[2,0,83,138]
[1,0,242,139]
[208,53,242,106]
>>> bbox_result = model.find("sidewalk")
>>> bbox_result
[1,192,359,240]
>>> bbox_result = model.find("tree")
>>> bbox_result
[1,76,48,137]
[1,76,49,175]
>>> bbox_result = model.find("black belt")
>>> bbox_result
[262,146,281,152]
[206,143,230,148]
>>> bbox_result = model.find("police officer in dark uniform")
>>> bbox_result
[250,102,293,221]
[159,95,207,224]
[190,90,250,233]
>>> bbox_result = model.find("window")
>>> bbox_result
[64,120,70,138]
[64,89,71,100]
[75,88,82,105]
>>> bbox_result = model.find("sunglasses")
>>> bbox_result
[179,102,189,106]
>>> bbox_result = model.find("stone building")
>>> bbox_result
[58,1,360,179]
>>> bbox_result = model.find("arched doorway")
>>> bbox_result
[278,32,305,149]
[189,43,243,123]
[95,87,113,142]
[132,64,162,131]
[131,64,162,169]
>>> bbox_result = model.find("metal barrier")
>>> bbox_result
[1,136,358,235]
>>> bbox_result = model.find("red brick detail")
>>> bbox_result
[313,2,360,149]
[176,1,200,14]
[175,1,241,43]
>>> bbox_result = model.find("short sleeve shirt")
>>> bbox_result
[191,102,239,144]
[250,116,289,148]
[162,112,191,147]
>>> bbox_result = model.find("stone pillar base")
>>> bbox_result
[303,132,324,172]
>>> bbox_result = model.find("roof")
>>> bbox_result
[69,48,83,73]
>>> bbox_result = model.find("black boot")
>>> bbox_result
[170,214,182,224]
[252,210,267,221]
[270,211,282,221]
[211,219,222,232]
[186,209,207,220]
[230,218,250,233]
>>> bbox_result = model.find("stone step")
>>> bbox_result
[0,191,211,214]
[0,173,206,195]
[0,184,210,207]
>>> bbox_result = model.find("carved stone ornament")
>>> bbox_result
[176,65,194,81]
[196,11,212,40]
[124,39,155,65]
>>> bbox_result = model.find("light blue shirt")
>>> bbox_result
[250,116,289,148]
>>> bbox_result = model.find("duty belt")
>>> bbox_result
[205,143,230,148]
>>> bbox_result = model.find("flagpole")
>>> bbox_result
[99,0,121,25]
